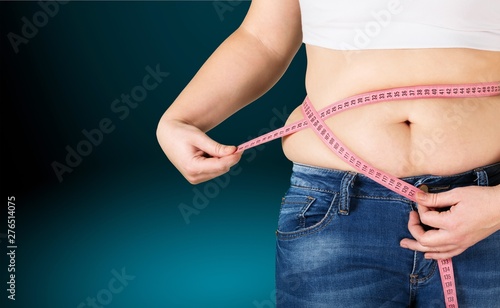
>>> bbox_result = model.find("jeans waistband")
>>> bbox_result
[290,162,500,201]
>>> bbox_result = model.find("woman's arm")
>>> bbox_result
[157,0,302,183]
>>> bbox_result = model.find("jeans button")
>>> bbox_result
[418,184,428,193]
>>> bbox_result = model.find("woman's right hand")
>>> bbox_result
[156,118,242,184]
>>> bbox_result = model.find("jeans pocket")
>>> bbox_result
[276,186,338,240]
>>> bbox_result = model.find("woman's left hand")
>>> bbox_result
[400,185,500,260]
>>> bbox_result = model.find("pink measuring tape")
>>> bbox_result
[236,81,500,308]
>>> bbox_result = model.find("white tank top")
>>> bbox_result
[299,0,500,51]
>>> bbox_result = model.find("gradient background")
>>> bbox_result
[1,1,307,307]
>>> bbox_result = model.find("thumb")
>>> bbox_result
[416,190,458,208]
[193,133,236,157]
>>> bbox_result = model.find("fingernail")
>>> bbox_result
[416,191,427,201]
[224,145,235,153]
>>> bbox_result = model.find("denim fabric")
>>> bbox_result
[275,162,500,308]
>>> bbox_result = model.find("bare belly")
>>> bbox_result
[282,48,500,177]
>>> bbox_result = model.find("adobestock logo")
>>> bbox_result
[76,268,135,308]
[7,0,70,54]
[213,0,245,22]
[340,0,404,61]
[51,64,169,183]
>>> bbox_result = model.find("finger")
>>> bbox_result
[406,211,456,246]
[424,248,465,260]
[417,203,430,215]
[417,204,451,230]
[409,227,457,250]
[185,152,242,183]
[406,211,428,241]
[191,152,241,173]
[192,133,237,158]
[400,238,454,254]
[400,236,457,253]
[416,189,460,208]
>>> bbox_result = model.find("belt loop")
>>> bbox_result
[474,167,488,187]
[338,172,357,216]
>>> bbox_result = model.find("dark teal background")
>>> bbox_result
[1,1,306,307]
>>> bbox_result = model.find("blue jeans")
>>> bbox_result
[275,162,500,308]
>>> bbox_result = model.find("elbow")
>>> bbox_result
[156,113,170,148]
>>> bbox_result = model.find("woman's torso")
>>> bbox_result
[282,47,500,177]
